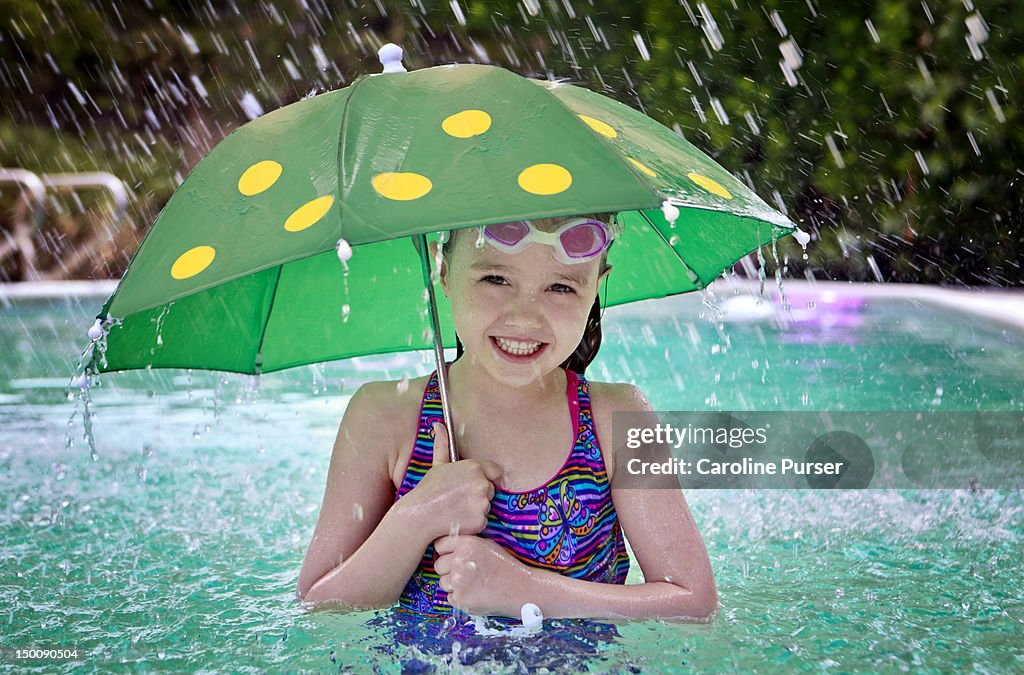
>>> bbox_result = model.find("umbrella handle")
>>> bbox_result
[413,233,460,462]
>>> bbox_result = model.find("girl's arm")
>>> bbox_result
[297,383,432,609]
[551,384,718,620]
[513,486,718,620]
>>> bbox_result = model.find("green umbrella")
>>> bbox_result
[78,43,802,460]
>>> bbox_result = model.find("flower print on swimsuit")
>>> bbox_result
[578,407,601,462]
[536,479,597,566]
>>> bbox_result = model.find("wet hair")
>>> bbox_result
[440,213,616,377]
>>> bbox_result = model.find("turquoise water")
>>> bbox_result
[2,287,1023,671]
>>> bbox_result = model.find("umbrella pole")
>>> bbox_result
[413,233,460,462]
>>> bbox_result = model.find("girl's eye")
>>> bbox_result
[481,276,576,295]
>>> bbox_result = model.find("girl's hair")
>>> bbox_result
[440,213,616,377]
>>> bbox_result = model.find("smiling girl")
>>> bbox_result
[297,213,717,623]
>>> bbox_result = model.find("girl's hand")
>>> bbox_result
[404,422,503,541]
[433,534,534,617]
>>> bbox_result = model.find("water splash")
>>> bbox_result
[770,233,791,313]
[64,315,120,461]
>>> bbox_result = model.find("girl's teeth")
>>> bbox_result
[495,337,542,355]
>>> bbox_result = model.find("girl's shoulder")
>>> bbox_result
[584,380,654,482]
[359,374,434,488]
[586,379,652,413]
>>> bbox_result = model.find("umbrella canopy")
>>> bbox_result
[87,54,797,377]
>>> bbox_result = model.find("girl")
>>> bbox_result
[297,213,717,622]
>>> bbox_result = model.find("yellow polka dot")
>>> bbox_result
[628,157,657,177]
[518,164,572,195]
[688,172,732,199]
[579,114,617,138]
[237,160,282,196]
[171,245,215,279]
[371,172,433,201]
[284,195,335,232]
[442,110,491,138]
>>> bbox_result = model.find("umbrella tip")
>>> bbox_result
[378,43,407,73]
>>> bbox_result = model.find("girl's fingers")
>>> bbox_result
[431,422,451,465]
[433,552,450,576]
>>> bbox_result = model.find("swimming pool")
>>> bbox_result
[2,280,1022,671]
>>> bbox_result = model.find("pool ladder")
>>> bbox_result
[0,168,129,281]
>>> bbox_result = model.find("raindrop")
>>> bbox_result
[709,97,729,125]
[914,150,930,176]
[824,134,845,169]
[239,92,263,120]
[921,0,934,24]
[865,19,880,44]
[397,376,410,394]
[691,95,707,123]
[474,227,486,248]
[743,111,760,135]
[779,59,798,87]
[352,503,364,521]
[450,0,467,26]
[632,32,651,61]
[916,56,934,88]
[697,3,725,52]
[779,38,803,71]
[965,12,989,44]
[966,131,981,156]
[340,305,351,323]
[866,255,884,282]
[769,10,788,37]
[985,88,1006,123]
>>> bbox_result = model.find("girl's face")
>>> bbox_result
[434,218,611,386]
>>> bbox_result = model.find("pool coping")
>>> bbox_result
[711,279,1024,331]
[2,278,1023,331]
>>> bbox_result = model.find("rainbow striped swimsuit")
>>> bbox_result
[393,361,630,615]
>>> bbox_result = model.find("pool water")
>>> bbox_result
[1,284,1022,672]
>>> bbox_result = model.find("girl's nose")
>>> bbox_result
[501,289,543,328]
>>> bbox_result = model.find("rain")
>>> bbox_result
[1,0,1023,672]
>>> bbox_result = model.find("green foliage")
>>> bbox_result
[0,0,1019,284]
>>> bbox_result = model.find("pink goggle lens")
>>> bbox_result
[560,222,609,258]
[484,221,531,246]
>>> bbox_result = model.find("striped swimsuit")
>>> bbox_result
[393,361,630,616]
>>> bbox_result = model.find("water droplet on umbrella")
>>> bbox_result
[661,200,679,225]
[336,238,352,263]
[88,319,103,341]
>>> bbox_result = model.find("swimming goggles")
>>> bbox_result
[440,217,620,265]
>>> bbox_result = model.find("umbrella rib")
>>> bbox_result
[637,209,705,290]
[253,265,283,375]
